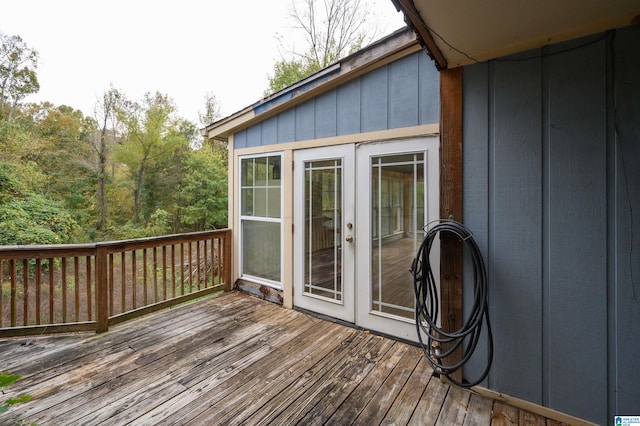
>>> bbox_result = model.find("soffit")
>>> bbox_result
[401,0,639,68]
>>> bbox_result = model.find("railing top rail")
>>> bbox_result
[97,229,230,253]
[0,229,231,259]
[0,245,97,260]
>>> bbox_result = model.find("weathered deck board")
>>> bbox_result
[1,291,583,425]
[463,393,495,425]
[249,330,393,426]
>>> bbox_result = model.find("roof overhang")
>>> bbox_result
[392,0,640,70]
[203,28,420,141]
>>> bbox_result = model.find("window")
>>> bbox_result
[239,154,283,287]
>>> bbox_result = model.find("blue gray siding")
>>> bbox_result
[234,51,439,149]
[463,26,640,425]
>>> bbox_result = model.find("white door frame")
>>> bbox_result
[293,144,355,323]
[355,137,439,342]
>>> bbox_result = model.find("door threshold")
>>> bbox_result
[293,306,420,348]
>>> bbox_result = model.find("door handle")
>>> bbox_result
[345,235,354,243]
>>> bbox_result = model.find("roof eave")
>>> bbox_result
[391,0,447,70]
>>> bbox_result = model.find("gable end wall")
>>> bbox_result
[234,51,439,148]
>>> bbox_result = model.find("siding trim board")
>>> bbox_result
[232,124,440,157]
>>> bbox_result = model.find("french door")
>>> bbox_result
[293,138,439,342]
[293,145,355,322]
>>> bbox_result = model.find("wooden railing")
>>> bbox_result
[0,230,231,337]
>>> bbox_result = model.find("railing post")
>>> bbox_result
[95,246,109,333]
[223,230,232,292]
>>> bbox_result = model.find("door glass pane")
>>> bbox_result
[304,159,343,302]
[371,153,425,319]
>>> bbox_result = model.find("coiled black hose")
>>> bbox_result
[411,220,493,387]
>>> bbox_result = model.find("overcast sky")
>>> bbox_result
[1,0,406,125]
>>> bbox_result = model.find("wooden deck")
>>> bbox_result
[1,291,576,425]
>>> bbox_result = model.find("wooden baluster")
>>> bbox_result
[74,257,80,323]
[0,260,3,328]
[224,230,231,291]
[109,254,114,316]
[210,238,216,287]
[179,243,185,296]
[61,257,67,323]
[214,237,222,284]
[188,242,193,293]
[48,258,54,324]
[203,240,208,289]
[86,255,92,321]
[162,246,167,301]
[153,247,158,303]
[143,248,148,306]
[210,239,214,287]
[132,250,137,309]
[121,252,126,313]
[10,260,17,327]
[35,258,41,325]
[171,244,176,299]
[23,259,29,326]
[96,247,109,333]
[196,241,201,291]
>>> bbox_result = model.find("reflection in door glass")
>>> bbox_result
[371,153,425,319]
[304,160,343,302]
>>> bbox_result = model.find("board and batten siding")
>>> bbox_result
[462,26,640,425]
[233,51,439,149]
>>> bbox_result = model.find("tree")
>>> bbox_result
[177,145,228,230]
[291,0,371,68]
[0,32,39,119]
[32,104,96,228]
[265,0,375,95]
[92,87,123,231]
[115,92,189,226]
[264,56,320,97]
[198,91,222,128]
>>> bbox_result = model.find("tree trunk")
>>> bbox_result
[133,165,145,226]
[97,122,108,230]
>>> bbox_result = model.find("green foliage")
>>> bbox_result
[0,193,78,245]
[0,119,24,159]
[0,161,21,203]
[107,209,171,240]
[264,56,322,96]
[0,372,21,388]
[177,145,228,230]
[0,371,32,415]
[0,161,78,245]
